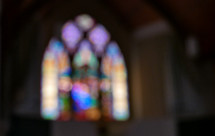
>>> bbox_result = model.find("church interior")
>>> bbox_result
[1,0,215,136]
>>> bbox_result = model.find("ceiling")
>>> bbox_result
[2,0,215,58]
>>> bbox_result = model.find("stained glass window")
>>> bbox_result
[41,14,129,121]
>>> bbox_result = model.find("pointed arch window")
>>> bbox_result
[41,14,129,121]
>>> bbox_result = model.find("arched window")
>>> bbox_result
[41,14,129,121]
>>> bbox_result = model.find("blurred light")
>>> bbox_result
[112,80,129,120]
[101,56,112,77]
[57,48,72,120]
[106,42,121,58]
[58,50,71,75]
[86,108,101,120]
[41,48,59,120]
[89,24,110,55]
[87,77,99,97]
[71,82,92,110]
[62,21,82,51]
[100,41,129,120]
[100,79,111,91]
[112,79,129,120]
[59,92,71,121]
[58,77,72,92]
[76,14,94,31]
[41,14,129,121]
[50,38,64,51]
[73,40,99,69]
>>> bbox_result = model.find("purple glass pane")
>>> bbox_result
[62,21,82,51]
[89,25,110,55]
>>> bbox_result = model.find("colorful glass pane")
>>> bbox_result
[41,40,61,120]
[58,50,72,120]
[62,21,82,52]
[101,42,129,120]
[75,14,94,31]
[106,42,121,58]
[73,40,99,69]
[71,81,100,120]
[41,39,72,120]
[41,14,129,121]
[89,25,110,55]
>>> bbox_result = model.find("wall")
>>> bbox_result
[128,20,177,136]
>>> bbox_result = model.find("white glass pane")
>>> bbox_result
[75,14,94,31]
